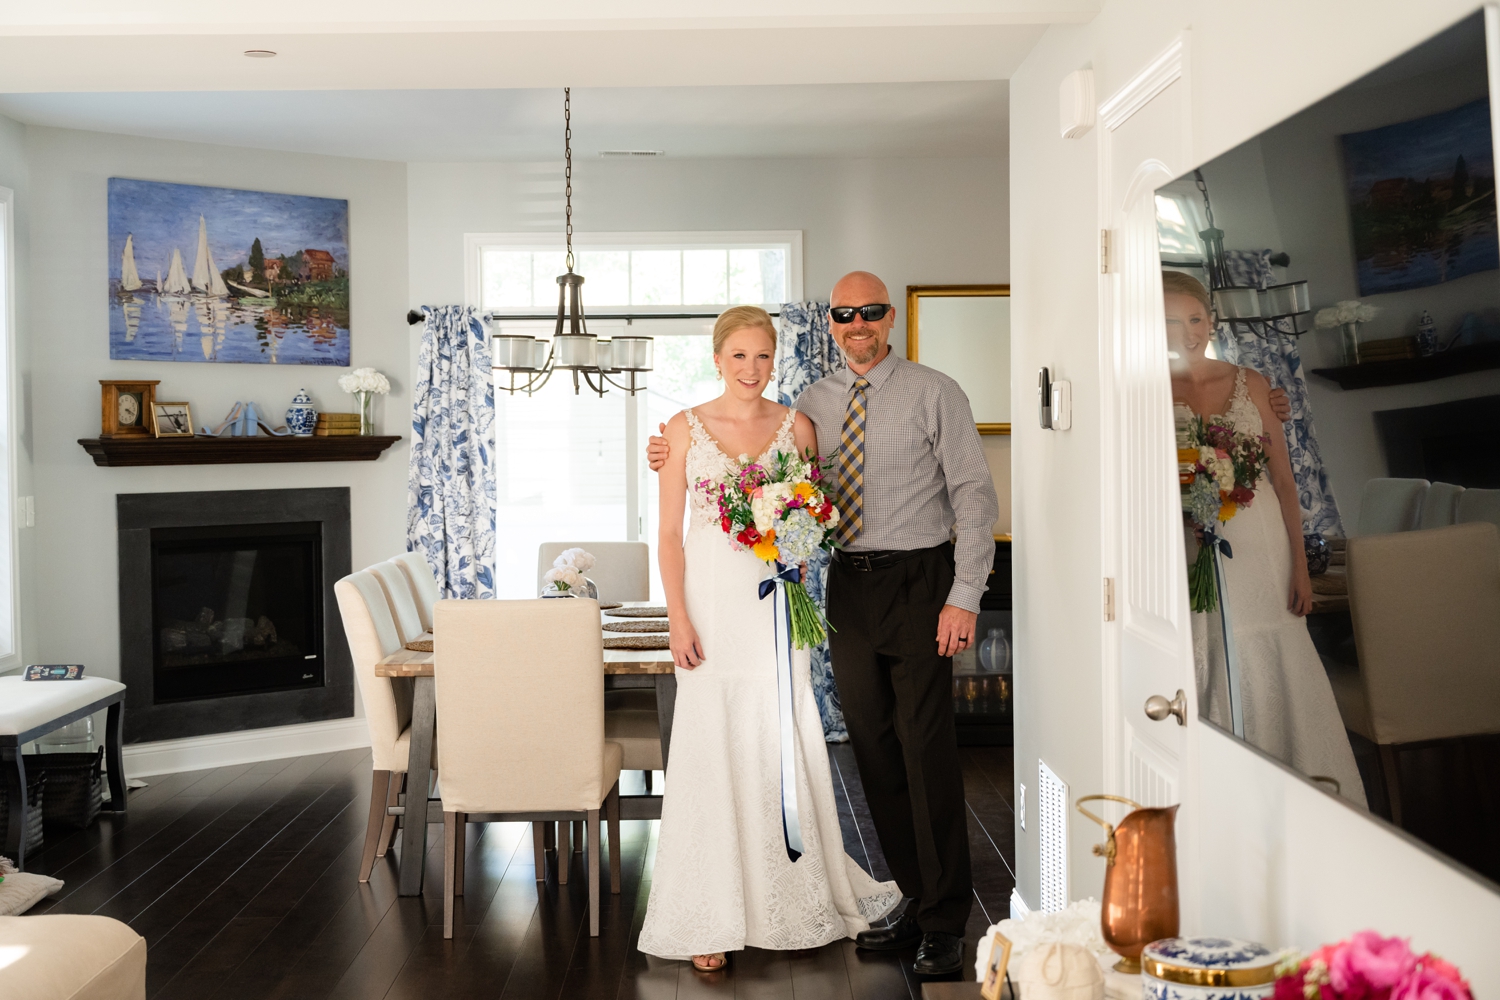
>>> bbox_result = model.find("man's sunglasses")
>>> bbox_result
[829,304,892,324]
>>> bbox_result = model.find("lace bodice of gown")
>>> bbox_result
[684,407,797,528]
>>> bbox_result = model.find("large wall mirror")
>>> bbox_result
[907,284,1011,434]
[1157,10,1500,886]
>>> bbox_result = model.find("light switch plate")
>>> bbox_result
[1050,380,1072,431]
[1018,783,1027,831]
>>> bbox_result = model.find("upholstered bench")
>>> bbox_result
[0,677,127,868]
[0,913,146,999]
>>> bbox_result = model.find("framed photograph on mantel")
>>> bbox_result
[151,401,195,438]
[906,285,1011,434]
[99,379,159,438]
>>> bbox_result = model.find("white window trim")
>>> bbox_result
[463,229,804,314]
[0,186,18,670]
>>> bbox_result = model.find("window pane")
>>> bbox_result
[532,251,568,307]
[729,248,767,304]
[577,250,629,307]
[481,250,534,310]
[631,250,682,305]
[758,249,787,305]
[683,249,728,305]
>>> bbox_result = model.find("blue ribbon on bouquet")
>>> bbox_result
[758,561,805,863]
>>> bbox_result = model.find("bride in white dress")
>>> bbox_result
[1164,273,1366,807]
[638,306,900,972]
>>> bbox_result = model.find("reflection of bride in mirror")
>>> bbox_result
[1164,271,1367,807]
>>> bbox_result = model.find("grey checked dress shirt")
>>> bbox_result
[796,349,1000,613]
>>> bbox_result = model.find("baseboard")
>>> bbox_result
[123,717,371,778]
[1010,887,1032,920]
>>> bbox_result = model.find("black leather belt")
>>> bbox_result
[831,543,948,572]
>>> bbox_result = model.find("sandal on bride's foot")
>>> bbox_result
[691,953,728,973]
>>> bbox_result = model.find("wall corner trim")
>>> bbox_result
[1010,887,1032,920]
[1099,37,1185,132]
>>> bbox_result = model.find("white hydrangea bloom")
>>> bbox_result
[553,547,596,572]
[338,367,392,394]
[543,566,586,591]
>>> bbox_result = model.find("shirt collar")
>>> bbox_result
[840,345,900,392]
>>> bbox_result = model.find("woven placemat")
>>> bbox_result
[404,638,433,652]
[603,634,671,650]
[599,602,622,610]
[603,620,669,633]
[605,606,668,618]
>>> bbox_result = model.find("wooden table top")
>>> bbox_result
[374,602,676,677]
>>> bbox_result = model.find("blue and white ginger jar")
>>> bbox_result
[1142,937,1278,1000]
[285,389,318,437]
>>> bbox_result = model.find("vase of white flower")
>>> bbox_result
[542,548,599,599]
[1314,300,1379,366]
[337,368,391,435]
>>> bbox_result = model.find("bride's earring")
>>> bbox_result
[715,367,722,381]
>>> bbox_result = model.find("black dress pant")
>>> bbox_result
[827,543,971,936]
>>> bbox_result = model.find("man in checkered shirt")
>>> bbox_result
[649,271,998,975]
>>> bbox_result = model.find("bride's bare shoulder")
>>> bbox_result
[1240,368,1273,397]
[664,410,692,442]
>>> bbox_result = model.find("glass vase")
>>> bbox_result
[978,627,1011,674]
[1340,322,1362,366]
[356,390,374,435]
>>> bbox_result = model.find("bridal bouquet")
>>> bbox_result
[1273,931,1471,1000]
[696,450,838,648]
[1177,412,1271,612]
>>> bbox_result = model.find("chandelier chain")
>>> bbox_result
[564,88,574,272]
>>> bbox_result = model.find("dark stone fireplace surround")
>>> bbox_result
[117,488,353,744]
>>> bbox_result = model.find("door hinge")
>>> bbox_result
[1100,229,1112,274]
[1103,577,1116,621]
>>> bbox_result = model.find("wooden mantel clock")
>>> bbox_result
[99,380,159,439]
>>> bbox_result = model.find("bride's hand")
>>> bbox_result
[670,619,705,669]
[1288,567,1313,617]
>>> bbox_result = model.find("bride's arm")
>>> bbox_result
[1246,372,1312,617]
[792,411,818,461]
[658,412,704,668]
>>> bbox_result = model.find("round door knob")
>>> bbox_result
[1144,689,1187,726]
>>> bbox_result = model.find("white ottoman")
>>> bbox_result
[0,914,146,1000]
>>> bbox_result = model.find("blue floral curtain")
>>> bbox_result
[777,302,849,741]
[1214,251,1345,537]
[408,306,497,598]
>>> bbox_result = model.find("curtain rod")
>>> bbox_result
[1165,251,1292,270]
[406,309,781,326]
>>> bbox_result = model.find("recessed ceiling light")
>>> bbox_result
[244,49,277,58]
[599,150,666,158]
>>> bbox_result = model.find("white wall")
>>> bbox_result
[22,125,409,708]
[0,112,36,671]
[1011,0,1500,987]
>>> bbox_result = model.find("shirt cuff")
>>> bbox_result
[944,581,985,615]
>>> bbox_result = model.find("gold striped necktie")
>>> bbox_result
[833,376,870,547]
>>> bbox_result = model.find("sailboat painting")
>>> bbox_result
[108,178,350,365]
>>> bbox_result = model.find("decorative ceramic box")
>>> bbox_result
[1142,937,1278,1000]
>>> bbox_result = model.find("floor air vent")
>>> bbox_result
[1038,759,1069,912]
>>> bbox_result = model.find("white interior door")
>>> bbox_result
[1098,40,1198,816]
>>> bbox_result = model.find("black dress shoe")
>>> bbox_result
[913,932,964,976]
[854,913,922,951]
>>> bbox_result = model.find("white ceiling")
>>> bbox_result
[0,82,1009,162]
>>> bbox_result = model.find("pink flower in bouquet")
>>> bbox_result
[1328,932,1417,1000]
[1390,964,1471,1000]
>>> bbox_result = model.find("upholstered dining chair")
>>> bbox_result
[1456,487,1500,532]
[536,541,650,602]
[1356,478,1429,535]
[433,598,622,938]
[393,550,441,633]
[335,570,429,882]
[1339,521,1500,825]
[371,559,429,646]
[1418,482,1464,530]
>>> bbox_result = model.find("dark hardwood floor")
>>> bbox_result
[24,744,1015,999]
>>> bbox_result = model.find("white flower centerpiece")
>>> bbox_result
[1314,300,1379,366]
[337,367,391,435]
[542,547,598,599]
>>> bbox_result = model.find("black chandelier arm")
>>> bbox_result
[598,371,646,395]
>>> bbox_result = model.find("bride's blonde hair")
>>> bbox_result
[712,306,777,355]
[1162,270,1212,314]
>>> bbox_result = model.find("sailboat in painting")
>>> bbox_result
[161,248,192,296]
[191,216,230,297]
[119,234,142,292]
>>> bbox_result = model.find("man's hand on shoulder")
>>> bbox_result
[647,422,670,472]
[1268,387,1291,424]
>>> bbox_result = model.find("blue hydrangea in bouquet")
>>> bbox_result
[1177,411,1271,613]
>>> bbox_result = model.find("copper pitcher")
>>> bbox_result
[1076,794,1179,974]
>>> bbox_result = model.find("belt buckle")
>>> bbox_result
[848,552,874,572]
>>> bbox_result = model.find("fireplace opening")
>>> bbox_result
[150,521,324,703]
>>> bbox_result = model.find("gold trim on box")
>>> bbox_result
[1142,958,1278,987]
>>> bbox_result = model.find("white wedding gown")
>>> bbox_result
[1187,370,1367,807]
[637,408,901,960]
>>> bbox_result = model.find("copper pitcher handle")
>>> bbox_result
[1075,794,1142,868]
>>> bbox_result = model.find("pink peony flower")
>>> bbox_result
[1327,933,1417,1000]
[1417,957,1466,989]
[1390,964,1471,1000]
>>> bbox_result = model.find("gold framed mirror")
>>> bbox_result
[906,284,1011,434]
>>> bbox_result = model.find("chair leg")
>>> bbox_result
[606,782,622,894]
[558,818,571,885]
[533,822,547,881]
[587,807,602,937]
[376,773,402,858]
[443,812,461,939]
[359,770,393,882]
[454,820,466,897]
[573,819,584,853]
[543,821,556,851]
[1379,744,1404,827]
[643,769,652,794]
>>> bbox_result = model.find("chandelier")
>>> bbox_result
[1194,169,1313,338]
[490,88,654,395]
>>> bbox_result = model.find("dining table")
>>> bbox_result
[374,601,678,896]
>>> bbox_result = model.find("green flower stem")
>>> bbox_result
[785,582,832,650]
[1189,542,1219,613]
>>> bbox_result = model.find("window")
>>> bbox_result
[470,232,801,599]
[0,188,16,666]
